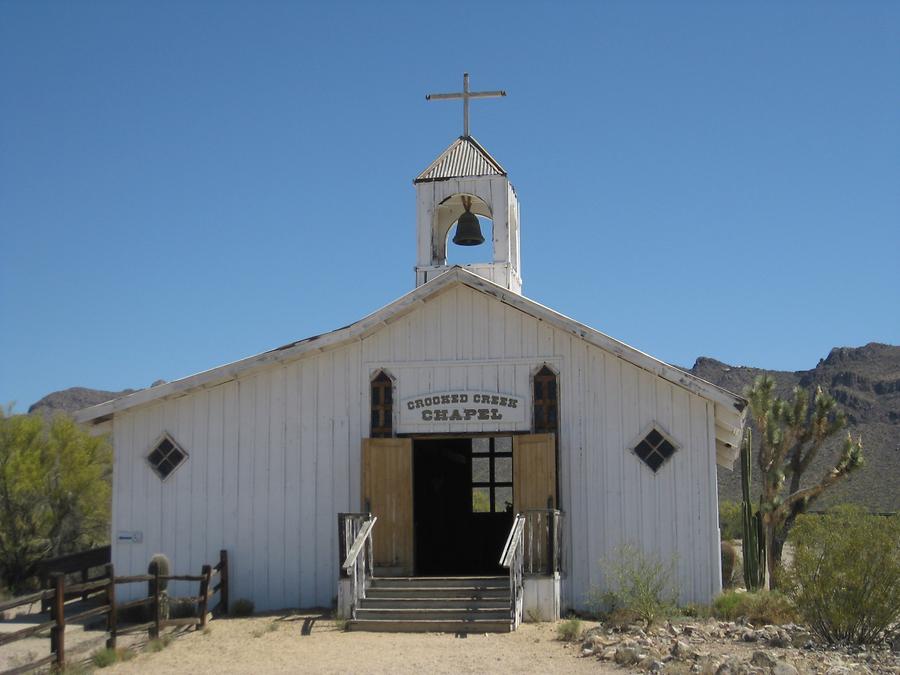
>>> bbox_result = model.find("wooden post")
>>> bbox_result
[81,567,90,602]
[337,514,348,577]
[198,564,212,628]
[105,563,117,650]
[219,550,229,616]
[150,567,161,639]
[547,511,555,575]
[50,573,66,668]
[41,573,51,615]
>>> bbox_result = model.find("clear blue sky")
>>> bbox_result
[2,1,898,411]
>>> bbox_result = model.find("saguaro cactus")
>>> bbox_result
[740,430,766,590]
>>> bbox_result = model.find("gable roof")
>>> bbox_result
[75,267,746,467]
[414,136,506,183]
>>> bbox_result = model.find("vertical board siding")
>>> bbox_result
[112,284,722,610]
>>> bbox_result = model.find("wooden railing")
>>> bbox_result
[338,512,376,620]
[499,514,526,630]
[36,546,111,614]
[520,509,563,576]
[0,550,228,674]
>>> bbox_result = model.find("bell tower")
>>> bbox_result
[414,74,522,294]
[413,137,522,292]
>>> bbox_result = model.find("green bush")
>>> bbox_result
[783,507,900,644]
[0,412,111,591]
[587,543,679,628]
[230,598,255,617]
[719,500,743,541]
[712,590,743,620]
[676,603,713,620]
[556,616,582,641]
[713,590,795,625]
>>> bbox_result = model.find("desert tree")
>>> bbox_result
[745,375,863,587]
[0,409,111,591]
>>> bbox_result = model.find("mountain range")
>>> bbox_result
[687,342,898,512]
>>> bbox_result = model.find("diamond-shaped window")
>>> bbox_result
[630,426,678,473]
[147,433,187,481]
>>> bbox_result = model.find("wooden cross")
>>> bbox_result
[426,73,506,137]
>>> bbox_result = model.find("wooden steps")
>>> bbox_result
[347,576,511,633]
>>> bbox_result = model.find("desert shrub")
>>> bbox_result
[587,543,678,628]
[556,616,582,641]
[91,647,118,668]
[719,500,743,541]
[230,598,255,617]
[713,590,744,620]
[721,541,738,588]
[713,590,795,624]
[0,412,111,591]
[676,603,713,620]
[783,507,900,644]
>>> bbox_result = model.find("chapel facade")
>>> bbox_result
[77,102,746,630]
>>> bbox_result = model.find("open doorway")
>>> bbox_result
[413,436,514,576]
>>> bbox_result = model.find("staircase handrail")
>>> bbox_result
[499,513,526,629]
[341,517,376,572]
[338,513,377,620]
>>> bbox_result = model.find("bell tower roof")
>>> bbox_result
[414,135,507,184]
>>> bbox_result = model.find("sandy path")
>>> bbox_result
[107,613,609,674]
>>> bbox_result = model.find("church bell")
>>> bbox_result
[452,208,485,246]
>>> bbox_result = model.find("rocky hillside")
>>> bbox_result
[28,387,136,416]
[689,343,899,512]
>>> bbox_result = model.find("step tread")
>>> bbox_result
[356,607,510,614]
[371,576,509,581]
[359,597,509,607]
[347,619,511,634]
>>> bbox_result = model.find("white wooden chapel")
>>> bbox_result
[76,74,746,622]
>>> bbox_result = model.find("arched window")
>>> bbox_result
[533,365,558,434]
[370,371,393,438]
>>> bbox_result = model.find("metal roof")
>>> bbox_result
[414,136,507,183]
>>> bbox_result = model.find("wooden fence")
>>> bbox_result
[36,546,111,614]
[0,550,228,675]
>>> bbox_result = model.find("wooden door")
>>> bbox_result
[513,433,556,511]
[362,437,413,575]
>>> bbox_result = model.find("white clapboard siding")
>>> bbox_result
[110,282,722,611]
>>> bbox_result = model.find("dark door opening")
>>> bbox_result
[413,437,514,576]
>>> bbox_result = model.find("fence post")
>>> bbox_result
[41,572,51,615]
[105,563,117,650]
[219,550,229,616]
[547,511,555,575]
[150,567,161,639]
[198,564,212,628]
[50,573,66,668]
[81,567,90,603]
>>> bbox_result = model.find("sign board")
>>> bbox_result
[399,391,526,425]
[117,530,143,543]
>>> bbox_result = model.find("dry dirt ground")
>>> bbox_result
[0,597,144,673]
[105,613,605,675]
